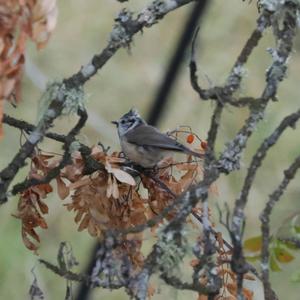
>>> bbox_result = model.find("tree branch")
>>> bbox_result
[189,11,270,105]
[260,155,300,300]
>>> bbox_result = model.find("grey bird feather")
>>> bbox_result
[125,124,200,154]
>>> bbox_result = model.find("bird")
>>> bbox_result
[112,108,203,168]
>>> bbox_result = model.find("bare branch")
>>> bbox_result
[3,114,67,143]
[9,108,88,197]
[260,155,300,300]
[39,259,88,284]
[234,109,300,221]
[189,12,270,105]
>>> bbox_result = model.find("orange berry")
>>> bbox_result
[201,140,208,150]
[186,134,194,144]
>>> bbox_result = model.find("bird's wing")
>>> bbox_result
[125,125,184,152]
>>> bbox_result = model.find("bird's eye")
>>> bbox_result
[128,118,135,123]
[120,120,126,124]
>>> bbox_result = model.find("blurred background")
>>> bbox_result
[1,0,300,299]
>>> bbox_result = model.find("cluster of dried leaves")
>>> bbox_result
[194,233,255,300]
[13,143,204,251]
[13,138,261,299]
[0,0,57,137]
[215,234,254,300]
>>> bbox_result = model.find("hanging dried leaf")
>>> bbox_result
[0,0,57,138]
[30,0,58,49]
[14,137,213,296]
[13,183,53,252]
[56,176,69,200]
[110,168,136,186]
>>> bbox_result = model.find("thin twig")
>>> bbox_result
[234,109,300,223]
[189,12,270,105]
[9,109,88,196]
[260,155,300,300]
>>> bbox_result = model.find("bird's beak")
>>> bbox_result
[111,120,118,126]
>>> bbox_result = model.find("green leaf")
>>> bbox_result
[274,246,295,263]
[245,254,261,262]
[270,254,282,272]
[294,226,300,234]
[244,236,262,252]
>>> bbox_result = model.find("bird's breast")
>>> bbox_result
[120,140,169,168]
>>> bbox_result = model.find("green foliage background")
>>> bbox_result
[1,0,300,299]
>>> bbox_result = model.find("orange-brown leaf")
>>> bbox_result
[22,234,38,251]
[243,288,254,300]
[147,284,155,298]
[190,259,200,267]
[274,247,295,263]
[56,176,69,200]
[24,227,41,243]
[226,283,237,296]
[36,198,49,214]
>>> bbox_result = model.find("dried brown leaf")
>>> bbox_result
[226,283,237,296]
[78,214,90,231]
[56,176,69,200]
[30,0,58,49]
[22,233,38,251]
[243,273,256,281]
[112,176,119,199]
[36,198,49,214]
[111,168,136,186]
[106,174,113,198]
[25,227,41,243]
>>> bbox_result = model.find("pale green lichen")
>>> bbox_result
[257,0,300,27]
[61,84,85,116]
[37,81,61,123]
[69,141,81,154]
[258,0,285,12]
[37,81,85,123]
[156,228,189,275]
[138,0,166,26]
[109,9,133,49]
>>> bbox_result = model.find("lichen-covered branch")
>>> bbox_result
[188,2,300,298]
[235,109,300,223]
[10,109,88,196]
[190,11,270,105]
[225,4,298,296]
[2,114,67,143]
[260,155,300,300]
